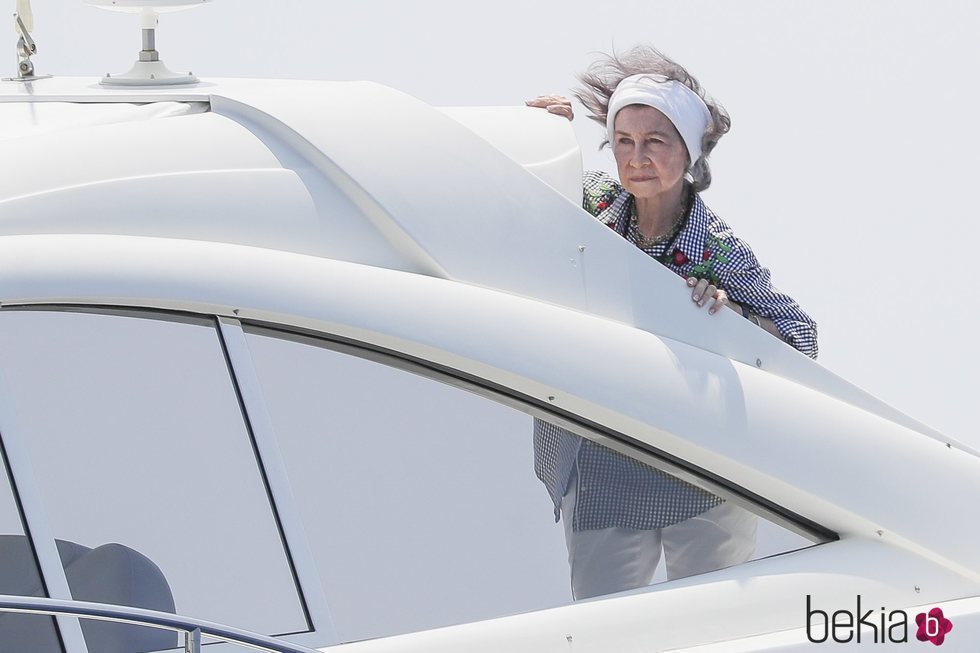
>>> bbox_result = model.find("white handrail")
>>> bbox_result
[0,594,322,653]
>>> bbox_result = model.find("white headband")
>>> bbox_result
[606,74,711,169]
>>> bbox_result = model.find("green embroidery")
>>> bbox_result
[588,182,618,214]
[689,235,732,286]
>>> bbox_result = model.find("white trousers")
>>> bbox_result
[561,481,757,600]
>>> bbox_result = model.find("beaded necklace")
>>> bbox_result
[627,189,691,263]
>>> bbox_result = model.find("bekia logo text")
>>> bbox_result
[806,595,953,645]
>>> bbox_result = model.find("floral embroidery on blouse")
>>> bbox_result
[689,235,732,286]
[588,181,619,221]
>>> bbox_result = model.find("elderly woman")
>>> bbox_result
[529,46,817,600]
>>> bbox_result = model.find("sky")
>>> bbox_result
[19,0,980,448]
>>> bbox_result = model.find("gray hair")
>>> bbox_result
[574,45,730,192]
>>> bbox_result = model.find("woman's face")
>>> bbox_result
[612,104,689,201]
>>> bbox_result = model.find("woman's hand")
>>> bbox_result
[686,277,730,315]
[687,276,788,341]
[525,95,574,121]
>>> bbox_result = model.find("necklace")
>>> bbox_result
[629,192,690,250]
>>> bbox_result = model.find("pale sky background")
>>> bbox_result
[20,0,980,448]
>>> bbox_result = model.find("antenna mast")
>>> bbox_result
[5,0,50,81]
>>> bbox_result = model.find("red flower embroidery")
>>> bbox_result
[673,251,688,266]
[597,201,609,210]
[606,222,617,230]
[703,249,711,261]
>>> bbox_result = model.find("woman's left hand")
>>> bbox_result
[525,95,574,120]
[687,277,730,315]
[686,277,788,341]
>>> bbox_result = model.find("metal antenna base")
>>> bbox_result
[101,60,197,86]
[94,3,204,87]
[4,47,53,82]
[2,73,52,82]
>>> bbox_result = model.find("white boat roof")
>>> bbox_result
[0,76,955,446]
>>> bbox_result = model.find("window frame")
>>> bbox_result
[0,412,80,653]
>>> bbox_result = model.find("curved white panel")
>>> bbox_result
[0,168,408,268]
[1,234,978,581]
[438,106,583,204]
[210,83,637,323]
[0,101,208,141]
[217,539,975,653]
[0,170,318,247]
[0,111,281,202]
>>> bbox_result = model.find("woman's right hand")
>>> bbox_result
[525,95,574,121]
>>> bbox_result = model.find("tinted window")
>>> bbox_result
[0,310,308,640]
[245,329,570,641]
[244,327,817,641]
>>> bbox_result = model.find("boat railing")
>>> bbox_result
[0,594,322,653]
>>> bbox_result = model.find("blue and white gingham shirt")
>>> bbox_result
[534,171,818,531]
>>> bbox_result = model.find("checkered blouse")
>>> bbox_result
[534,170,818,531]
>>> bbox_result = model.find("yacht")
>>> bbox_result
[1,2,978,650]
